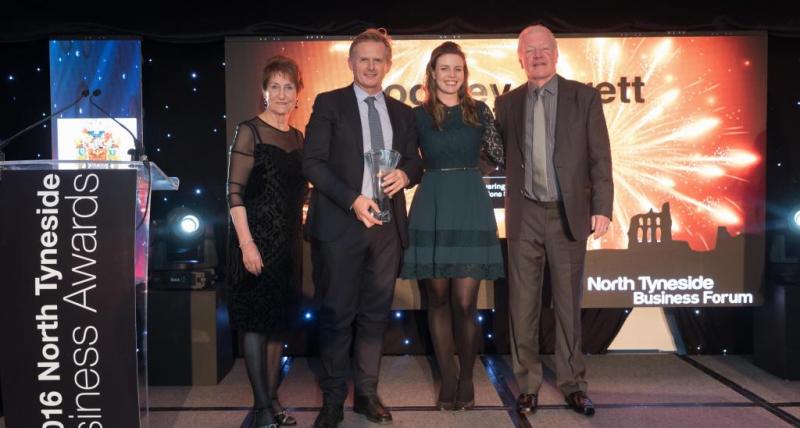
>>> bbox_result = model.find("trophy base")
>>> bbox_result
[373,210,392,223]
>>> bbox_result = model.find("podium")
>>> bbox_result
[0,160,178,428]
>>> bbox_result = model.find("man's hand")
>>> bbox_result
[381,169,409,197]
[352,195,383,228]
[591,215,611,239]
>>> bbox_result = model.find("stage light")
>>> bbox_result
[793,210,800,229]
[487,333,493,339]
[166,207,203,240]
[304,311,313,320]
[180,215,200,235]
[394,311,402,319]
[147,206,218,277]
[477,315,484,322]
[404,339,411,346]
[694,309,701,315]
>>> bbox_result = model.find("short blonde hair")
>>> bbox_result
[349,28,392,61]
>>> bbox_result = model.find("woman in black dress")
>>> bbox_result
[226,56,306,427]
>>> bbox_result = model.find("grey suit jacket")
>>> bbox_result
[495,74,613,240]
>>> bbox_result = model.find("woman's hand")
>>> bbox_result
[241,241,263,276]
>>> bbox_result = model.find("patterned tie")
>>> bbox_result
[532,88,549,199]
[364,96,385,153]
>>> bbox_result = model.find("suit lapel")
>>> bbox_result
[554,75,570,162]
[385,95,399,152]
[511,84,527,158]
[344,84,365,158]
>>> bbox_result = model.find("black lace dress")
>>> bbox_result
[226,117,306,333]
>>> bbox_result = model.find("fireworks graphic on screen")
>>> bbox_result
[559,37,764,251]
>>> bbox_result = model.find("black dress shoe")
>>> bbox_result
[313,402,344,428]
[565,391,595,416]
[516,393,538,414]
[353,395,393,424]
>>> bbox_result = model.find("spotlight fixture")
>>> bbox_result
[792,209,800,231]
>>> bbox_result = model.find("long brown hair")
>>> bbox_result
[423,41,480,130]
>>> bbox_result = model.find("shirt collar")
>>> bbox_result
[527,75,559,97]
[353,83,385,103]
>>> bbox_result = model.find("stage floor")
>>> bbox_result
[2,354,799,427]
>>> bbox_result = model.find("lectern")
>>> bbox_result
[0,160,178,428]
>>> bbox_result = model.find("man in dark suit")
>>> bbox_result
[495,24,613,417]
[303,28,423,428]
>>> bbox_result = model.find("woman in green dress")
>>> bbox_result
[401,41,504,411]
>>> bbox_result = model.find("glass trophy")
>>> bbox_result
[364,148,401,223]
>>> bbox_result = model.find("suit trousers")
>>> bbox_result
[313,221,401,405]
[508,198,588,396]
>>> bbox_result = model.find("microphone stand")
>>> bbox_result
[0,89,90,179]
[87,89,152,230]
[87,89,147,162]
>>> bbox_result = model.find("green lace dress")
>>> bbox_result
[401,101,505,280]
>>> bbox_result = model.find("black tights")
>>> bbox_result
[243,332,286,424]
[424,277,480,403]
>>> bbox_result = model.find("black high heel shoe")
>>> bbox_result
[436,376,458,411]
[271,399,297,426]
[454,378,475,411]
[251,408,277,428]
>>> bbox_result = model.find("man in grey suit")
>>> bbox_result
[494,24,613,417]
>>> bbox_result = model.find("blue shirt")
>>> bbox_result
[353,83,393,198]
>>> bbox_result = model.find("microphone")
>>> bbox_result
[88,89,147,162]
[0,89,90,153]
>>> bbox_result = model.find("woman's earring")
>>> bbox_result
[263,94,269,110]
[295,100,299,109]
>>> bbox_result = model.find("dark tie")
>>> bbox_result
[532,88,548,199]
[364,96,385,153]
